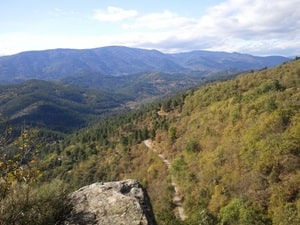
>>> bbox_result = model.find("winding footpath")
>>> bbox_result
[143,139,187,221]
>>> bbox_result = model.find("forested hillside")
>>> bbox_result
[0,80,131,132]
[1,59,299,225]
[36,58,299,224]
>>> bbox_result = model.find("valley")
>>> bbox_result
[0,46,290,133]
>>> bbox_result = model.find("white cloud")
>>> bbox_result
[123,10,197,30]
[94,6,138,22]
[0,33,110,55]
[199,0,300,38]
[90,1,299,55]
[193,0,300,55]
[125,0,300,55]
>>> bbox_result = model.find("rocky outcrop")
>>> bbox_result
[62,179,157,225]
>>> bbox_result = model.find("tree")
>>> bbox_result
[0,127,41,198]
[1,122,69,225]
[168,126,177,142]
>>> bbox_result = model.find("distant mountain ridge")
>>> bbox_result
[0,46,290,83]
[172,50,289,70]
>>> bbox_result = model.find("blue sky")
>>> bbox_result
[1,0,299,56]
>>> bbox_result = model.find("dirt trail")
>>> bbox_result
[143,139,187,221]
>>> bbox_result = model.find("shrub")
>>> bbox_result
[0,179,70,225]
[185,139,200,153]
[219,199,266,225]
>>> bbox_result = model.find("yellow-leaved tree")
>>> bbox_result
[0,122,41,199]
[0,119,69,225]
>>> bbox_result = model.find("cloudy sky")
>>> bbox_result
[1,0,299,56]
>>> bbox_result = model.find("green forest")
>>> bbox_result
[1,58,299,224]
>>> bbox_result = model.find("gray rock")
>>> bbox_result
[62,179,157,225]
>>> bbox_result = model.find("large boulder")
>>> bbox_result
[62,179,157,225]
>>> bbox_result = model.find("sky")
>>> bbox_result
[0,0,299,56]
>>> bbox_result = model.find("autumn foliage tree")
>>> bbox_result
[0,121,70,225]
[0,124,41,199]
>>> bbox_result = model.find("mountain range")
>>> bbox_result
[0,46,290,83]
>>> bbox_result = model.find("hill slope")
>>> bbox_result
[0,80,131,132]
[38,59,300,224]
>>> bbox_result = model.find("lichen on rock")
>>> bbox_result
[62,179,157,225]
